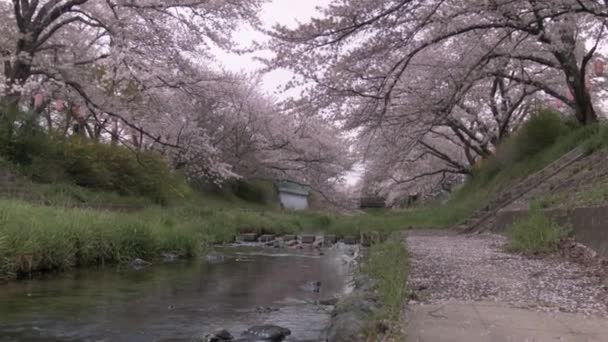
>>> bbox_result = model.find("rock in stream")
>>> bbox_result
[241,325,291,341]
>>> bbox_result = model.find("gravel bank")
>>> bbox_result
[406,231,608,316]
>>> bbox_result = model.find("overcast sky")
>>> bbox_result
[213,0,328,96]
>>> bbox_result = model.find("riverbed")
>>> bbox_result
[0,246,354,341]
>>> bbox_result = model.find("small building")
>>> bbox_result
[359,196,386,209]
[275,180,310,210]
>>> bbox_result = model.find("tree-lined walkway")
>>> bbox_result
[403,231,608,341]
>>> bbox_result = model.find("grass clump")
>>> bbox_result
[363,237,409,337]
[507,203,569,255]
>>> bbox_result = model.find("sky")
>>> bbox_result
[212,0,328,97]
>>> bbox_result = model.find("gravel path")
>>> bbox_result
[406,231,608,317]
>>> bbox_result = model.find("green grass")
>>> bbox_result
[3,110,608,282]
[363,237,409,338]
[0,190,422,281]
[0,194,351,280]
[537,178,608,209]
[5,182,155,209]
[506,204,569,255]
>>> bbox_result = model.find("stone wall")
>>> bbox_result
[494,206,608,258]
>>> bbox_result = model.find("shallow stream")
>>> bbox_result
[0,246,353,341]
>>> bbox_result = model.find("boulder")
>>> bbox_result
[241,325,291,341]
[202,328,233,341]
[326,311,366,342]
[327,291,379,342]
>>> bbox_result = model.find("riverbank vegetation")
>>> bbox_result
[363,237,409,339]
[367,112,608,228]
[506,203,569,255]
[2,110,608,281]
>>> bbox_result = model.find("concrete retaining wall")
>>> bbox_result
[494,206,608,258]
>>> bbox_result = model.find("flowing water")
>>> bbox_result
[0,246,354,341]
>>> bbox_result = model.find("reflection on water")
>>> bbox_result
[0,246,351,341]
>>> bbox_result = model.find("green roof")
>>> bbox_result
[275,180,310,196]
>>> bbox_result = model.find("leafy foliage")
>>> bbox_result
[0,127,187,204]
[496,110,572,166]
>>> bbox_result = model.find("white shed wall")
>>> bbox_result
[279,192,308,210]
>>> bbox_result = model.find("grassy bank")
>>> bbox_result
[363,237,409,339]
[380,112,608,229]
[2,111,607,281]
[0,189,421,281]
[0,196,331,280]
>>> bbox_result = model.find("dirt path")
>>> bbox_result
[404,231,608,342]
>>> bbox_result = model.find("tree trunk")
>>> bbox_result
[552,24,599,125]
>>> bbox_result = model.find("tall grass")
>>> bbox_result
[0,196,357,280]
[363,237,409,338]
[506,203,569,255]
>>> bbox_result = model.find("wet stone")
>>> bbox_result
[239,233,259,242]
[342,236,358,245]
[254,306,280,314]
[300,235,316,244]
[282,234,296,241]
[202,328,233,341]
[299,281,322,293]
[161,252,178,262]
[241,325,291,341]
[206,252,225,264]
[130,258,151,269]
[318,297,339,306]
[259,234,275,243]
[324,235,338,245]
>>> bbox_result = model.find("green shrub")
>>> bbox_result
[231,179,278,204]
[582,124,608,154]
[507,203,569,255]
[1,129,187,204]
[496,110,572,166]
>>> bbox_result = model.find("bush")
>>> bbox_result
[1,129,188,204]
[232,179,278,204]
[496,110,572,166]
[507,203,569,255]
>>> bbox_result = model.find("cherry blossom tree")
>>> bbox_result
[0,0,267,181]
[264,0,608,198]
